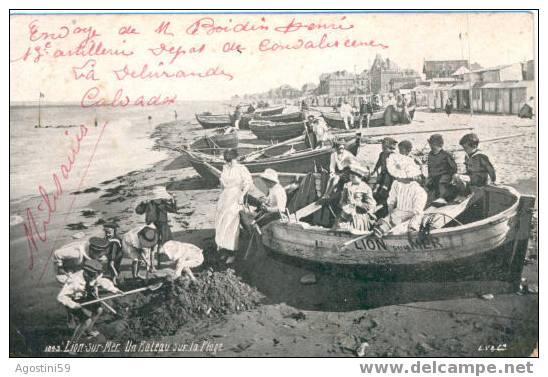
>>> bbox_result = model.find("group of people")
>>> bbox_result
[335,98,375,130]
[214,148,287,263]
[53,186,205,341]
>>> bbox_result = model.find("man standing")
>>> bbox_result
[57,259,124,341]
[359,97,373,129]
[339,100,353,130]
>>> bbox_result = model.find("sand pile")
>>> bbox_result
[115,269,263,339]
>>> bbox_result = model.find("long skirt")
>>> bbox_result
[215,187,243,251]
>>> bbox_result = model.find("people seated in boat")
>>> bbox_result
[372,137,398,216]
[232,105,242,130]
[247,103,255,114]
[240,168,288,239]
[397,140,424,183]
[215,148,253,264]
[373,154,428,237]
[339,100,354,130]
[452,133,496,194]
[323,142,357,199]
[334,162,376,234]
[425,134,458,206]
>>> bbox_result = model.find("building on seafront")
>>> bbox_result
[318,70,370,96]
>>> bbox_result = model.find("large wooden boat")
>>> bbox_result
[180,135,357,183]
[261,185,535,284]
[254,105,285,117]
[195,113,232,129]
[249,120,306,141]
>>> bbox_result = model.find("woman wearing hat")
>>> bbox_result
[373,153,428,237]
[334,162,376,233]
[240,168,287,242]
[215,148,253,259]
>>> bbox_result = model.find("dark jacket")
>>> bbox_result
[136,199,177,224]
[465,150,496,186]
[428,149,457,180]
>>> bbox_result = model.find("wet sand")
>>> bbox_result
[9,111,537,357]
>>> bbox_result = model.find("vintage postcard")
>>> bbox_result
[9,10,537,360]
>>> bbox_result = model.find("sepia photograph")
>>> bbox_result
[9,10,538,360]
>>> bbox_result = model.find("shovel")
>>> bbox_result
[80,282,163,307]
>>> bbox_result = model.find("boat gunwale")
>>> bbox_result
[266,185,521,242]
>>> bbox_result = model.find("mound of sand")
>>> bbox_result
[111,269,264,339]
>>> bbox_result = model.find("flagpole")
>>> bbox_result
[38,91,42,128]
[467,14,473,116]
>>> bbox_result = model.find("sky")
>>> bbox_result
[9,11,535,102]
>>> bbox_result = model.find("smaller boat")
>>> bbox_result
[189,129,239,153]
[249,120,307,141]
[254,110,304,123]
[195,113,232,129]
[254,105,285,117]
[321,110,385,129]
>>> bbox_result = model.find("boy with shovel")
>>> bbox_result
[57,259,124,342]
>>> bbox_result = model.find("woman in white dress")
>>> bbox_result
[215,148,253,259]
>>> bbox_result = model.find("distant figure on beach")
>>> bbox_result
[174,111,178,120]
[94,117,98,127]
[148,115,152,122]
[445,98,453,116]
[232,105,242,130]
[215,148,252,263]
[359,97,373,129]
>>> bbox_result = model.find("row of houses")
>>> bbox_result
[412,62,535,115]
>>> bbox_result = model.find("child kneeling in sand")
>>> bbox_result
[158,241,204,281]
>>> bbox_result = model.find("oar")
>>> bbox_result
[80,282,163,307]
[332,231,373,252]
[242,134,306,161]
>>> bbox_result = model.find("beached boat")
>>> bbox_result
[249,120,307,141]
[195,113,232,129]
[321,110,385,129]
[261,185,535,284]
[254,110,304,123]
[181,136,358,183]
[189,130,239,152]
[254,105,285,117]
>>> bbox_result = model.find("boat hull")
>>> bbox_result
[261,187,534,283]
[195,114,232,129]
[254,110,304,123]
[249,120,306,141]
[189,132,239,152]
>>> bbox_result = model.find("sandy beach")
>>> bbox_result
[9,109,537,357]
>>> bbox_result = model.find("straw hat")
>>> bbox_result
[138,226,159,248]
[88,237,109,257]
[259,168,280,184]
[83,259,103,274]
[386,154,421,180]
[150,186,172,201]
[348,161,369,178]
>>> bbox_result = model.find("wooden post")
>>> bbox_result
[508,195,536,288]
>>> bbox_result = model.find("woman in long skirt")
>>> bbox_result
[215,148,253,261]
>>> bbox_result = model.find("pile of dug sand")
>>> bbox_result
[110,269,264,340]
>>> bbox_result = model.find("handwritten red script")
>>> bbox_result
[22,122,109,278]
